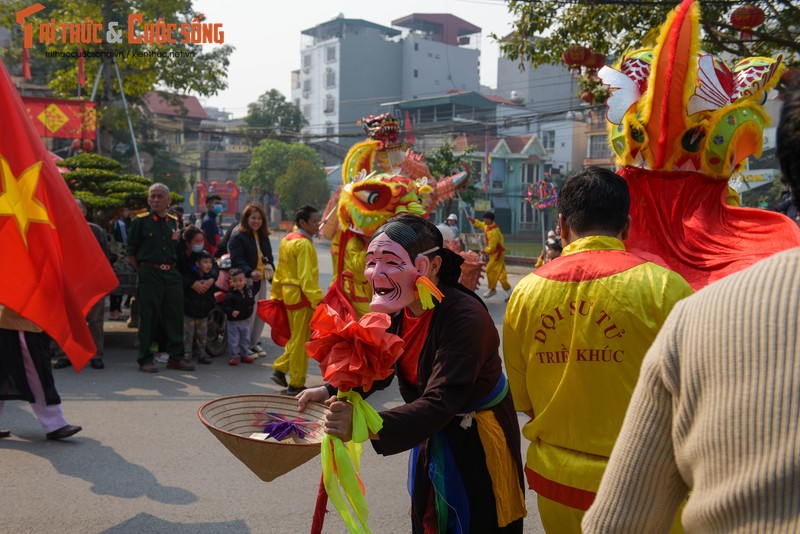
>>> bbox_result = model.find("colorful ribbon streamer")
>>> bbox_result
[321,390,385,533]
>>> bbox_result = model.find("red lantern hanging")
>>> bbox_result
[583,51,607,76]
[71,138,81,152]
[730,4,765,41]
[82,139,94,153]
[781,67,800,86]
[562,44,590,76]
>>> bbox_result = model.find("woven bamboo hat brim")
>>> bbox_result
[198,394,327,482]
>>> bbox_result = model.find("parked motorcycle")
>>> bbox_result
[205,255,231,357]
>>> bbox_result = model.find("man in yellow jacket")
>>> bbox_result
[270,205,323,395]
[503,167,693,533]
[468,211,512,300]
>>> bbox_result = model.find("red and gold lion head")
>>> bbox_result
[338,170,428,237]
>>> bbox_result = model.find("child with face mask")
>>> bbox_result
[181,250,217,365]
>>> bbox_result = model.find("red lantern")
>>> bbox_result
[584,51,607,76]
[562,44,590,76]
[82,139,94,152]
[782,67,800,86]
[730,5,765,41]
[71,138,81,151]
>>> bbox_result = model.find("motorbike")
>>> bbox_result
[205,255,231,358]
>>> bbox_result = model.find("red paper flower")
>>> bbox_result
[306,304,404,392]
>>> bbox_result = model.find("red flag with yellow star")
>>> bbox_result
[0,59,118,370]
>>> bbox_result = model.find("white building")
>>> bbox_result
[291,16,403,145]
[291,13,482,147]
[393,14,481,101]
[496,38,589,176]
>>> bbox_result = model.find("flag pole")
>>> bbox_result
[112,57,144,177]
[89,63,103,102]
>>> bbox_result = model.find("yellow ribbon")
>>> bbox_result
[321,390,384,533]
[414,276,444,310]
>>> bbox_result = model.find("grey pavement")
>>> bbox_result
[1,237,544,533]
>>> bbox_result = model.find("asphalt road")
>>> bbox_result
[0,237,545,533]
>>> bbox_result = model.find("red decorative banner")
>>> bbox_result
[21,96,96,140]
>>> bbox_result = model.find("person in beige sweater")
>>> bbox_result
[583,83,800,533]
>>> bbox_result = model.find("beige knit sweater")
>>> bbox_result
[582,248,800,533]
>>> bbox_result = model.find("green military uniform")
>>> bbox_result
[127,210,184,364]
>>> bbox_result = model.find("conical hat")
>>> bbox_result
[198,394,327,482]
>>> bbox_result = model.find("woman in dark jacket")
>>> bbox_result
[176,226,210,275]
[300,214,526,533]
[228,203,275,356]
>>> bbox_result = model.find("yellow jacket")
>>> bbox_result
[471,219,505,259]
[272,230,322,309]
[503,236,693,508]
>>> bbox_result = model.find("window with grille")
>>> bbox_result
[542,130,555,150]
[522,163,537,184]
[589,135,612,160]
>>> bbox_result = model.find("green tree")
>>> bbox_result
[426,140,477,214]
[238,139,322,196]
[426,141,473,181]
[61,152,182,219]
[274,159,330,217]
[1,0,233,155]
[244,89,307,136]
[499,1,799,72]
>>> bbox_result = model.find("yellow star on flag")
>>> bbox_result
[0,154,52,248]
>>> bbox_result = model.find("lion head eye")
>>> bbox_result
[355,189,381,205]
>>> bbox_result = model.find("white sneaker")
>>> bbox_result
[504,289,513,303]
[482,289,496,299]
[154,352,169,364]
[249,344,267,358]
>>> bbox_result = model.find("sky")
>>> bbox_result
[191,0,516,117]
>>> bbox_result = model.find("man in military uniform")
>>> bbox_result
[127,183,194,373]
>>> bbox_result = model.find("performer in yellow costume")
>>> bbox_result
[503,168,693,533]
[468,211,511,300]
[270,206,323,395]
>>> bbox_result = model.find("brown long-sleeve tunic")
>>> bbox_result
[370,284,525,533]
